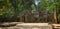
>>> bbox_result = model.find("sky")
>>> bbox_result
[34,0,40,5]
[34,0,54,5]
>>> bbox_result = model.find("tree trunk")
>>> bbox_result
[53,2,57,23]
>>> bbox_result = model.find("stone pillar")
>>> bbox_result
[20,16,23,22]
[25,15,28,23]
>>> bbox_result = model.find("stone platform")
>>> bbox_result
[0,23,52,29]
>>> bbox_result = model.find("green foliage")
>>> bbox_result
[38,0,54,12]
[31,4,35,10]
[0,0,14,18]
[0,0,59,20]
[0,0,33,18]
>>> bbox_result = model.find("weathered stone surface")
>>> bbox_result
[0,23,52,29]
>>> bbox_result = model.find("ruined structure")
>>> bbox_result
[17,10,34,23]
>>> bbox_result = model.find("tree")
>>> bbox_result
[37,0,58,23]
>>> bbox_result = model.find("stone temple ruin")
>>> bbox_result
[17,9,53,23]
